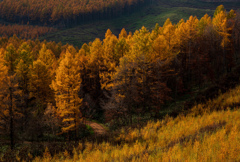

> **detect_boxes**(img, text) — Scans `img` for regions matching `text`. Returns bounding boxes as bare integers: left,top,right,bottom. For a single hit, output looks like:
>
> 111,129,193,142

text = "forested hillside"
0,24,57,39
37,0,240,46
0,0,149,25
1,0,240,45
1,5,240,161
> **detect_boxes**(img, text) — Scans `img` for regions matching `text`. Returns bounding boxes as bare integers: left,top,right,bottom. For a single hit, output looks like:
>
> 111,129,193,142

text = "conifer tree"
175,16,199,88
0,47,20,149
52,49,82,139
110,26,171,120
214,5,226,18
86,38,104,114
119,28,128,39
213,9,232,72
227,9,236,20
29,59,53,113
213,10,229,46
38,44,56,68
38,43,57,80
102,29,118,91
103,29,118,61
15,42,34,135
4,43,18,74
162,19,176,51
114,37,129,64
198,14,211,35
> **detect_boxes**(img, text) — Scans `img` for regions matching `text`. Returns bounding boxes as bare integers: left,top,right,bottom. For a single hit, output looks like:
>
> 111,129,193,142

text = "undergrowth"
30,84,240,161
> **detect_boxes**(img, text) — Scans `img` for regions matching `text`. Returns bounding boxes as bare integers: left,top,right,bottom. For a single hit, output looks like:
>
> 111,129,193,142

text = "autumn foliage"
0,0,148,25
0,5,240,160
34,84,240,161
0,24,57,39
33,110,240,161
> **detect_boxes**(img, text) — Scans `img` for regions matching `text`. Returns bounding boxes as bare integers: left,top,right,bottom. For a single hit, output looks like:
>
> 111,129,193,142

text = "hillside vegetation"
40,6,215,46
32,84,240,161
0,24,57,39
0,0,148,25
39,0,240,46
1,5,240,161
1,0,240,46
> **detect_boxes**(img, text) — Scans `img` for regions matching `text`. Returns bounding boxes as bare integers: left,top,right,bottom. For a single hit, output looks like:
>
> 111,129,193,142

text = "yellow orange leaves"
35,109,240,161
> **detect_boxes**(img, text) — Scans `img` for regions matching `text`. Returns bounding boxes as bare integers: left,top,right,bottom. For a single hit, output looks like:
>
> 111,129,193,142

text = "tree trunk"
9,87,14,150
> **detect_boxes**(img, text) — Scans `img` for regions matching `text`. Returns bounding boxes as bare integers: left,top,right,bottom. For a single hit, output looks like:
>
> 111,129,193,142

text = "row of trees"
0,0,148,25
0,5,240,149
0,24,57,39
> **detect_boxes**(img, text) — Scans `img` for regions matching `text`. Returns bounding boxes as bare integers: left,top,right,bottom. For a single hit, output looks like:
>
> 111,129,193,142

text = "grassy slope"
39,0,240,47
39,7,213,47
34,84,240,161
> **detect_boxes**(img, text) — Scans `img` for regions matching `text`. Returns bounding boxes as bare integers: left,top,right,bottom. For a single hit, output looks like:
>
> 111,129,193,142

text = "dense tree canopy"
0,0,148,25
0,24,56,39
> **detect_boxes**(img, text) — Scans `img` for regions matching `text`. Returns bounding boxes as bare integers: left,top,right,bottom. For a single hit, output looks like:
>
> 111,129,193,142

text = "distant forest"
0,0,150,26
0,24,57,39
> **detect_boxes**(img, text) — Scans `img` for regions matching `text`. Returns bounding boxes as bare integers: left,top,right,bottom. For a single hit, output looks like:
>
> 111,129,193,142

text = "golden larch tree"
52,49,82,139
0,47,20,149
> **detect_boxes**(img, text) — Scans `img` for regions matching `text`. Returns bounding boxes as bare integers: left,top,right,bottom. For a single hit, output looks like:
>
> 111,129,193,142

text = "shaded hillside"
161,65,240,118
1,0,240,46
40,6,215,47
40,0,240,47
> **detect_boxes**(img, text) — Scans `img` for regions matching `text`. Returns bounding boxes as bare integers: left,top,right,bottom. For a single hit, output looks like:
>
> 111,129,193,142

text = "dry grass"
33,85,240,161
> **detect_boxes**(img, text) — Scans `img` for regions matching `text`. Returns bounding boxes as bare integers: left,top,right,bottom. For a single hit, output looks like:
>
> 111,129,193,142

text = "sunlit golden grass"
34,85,240,161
